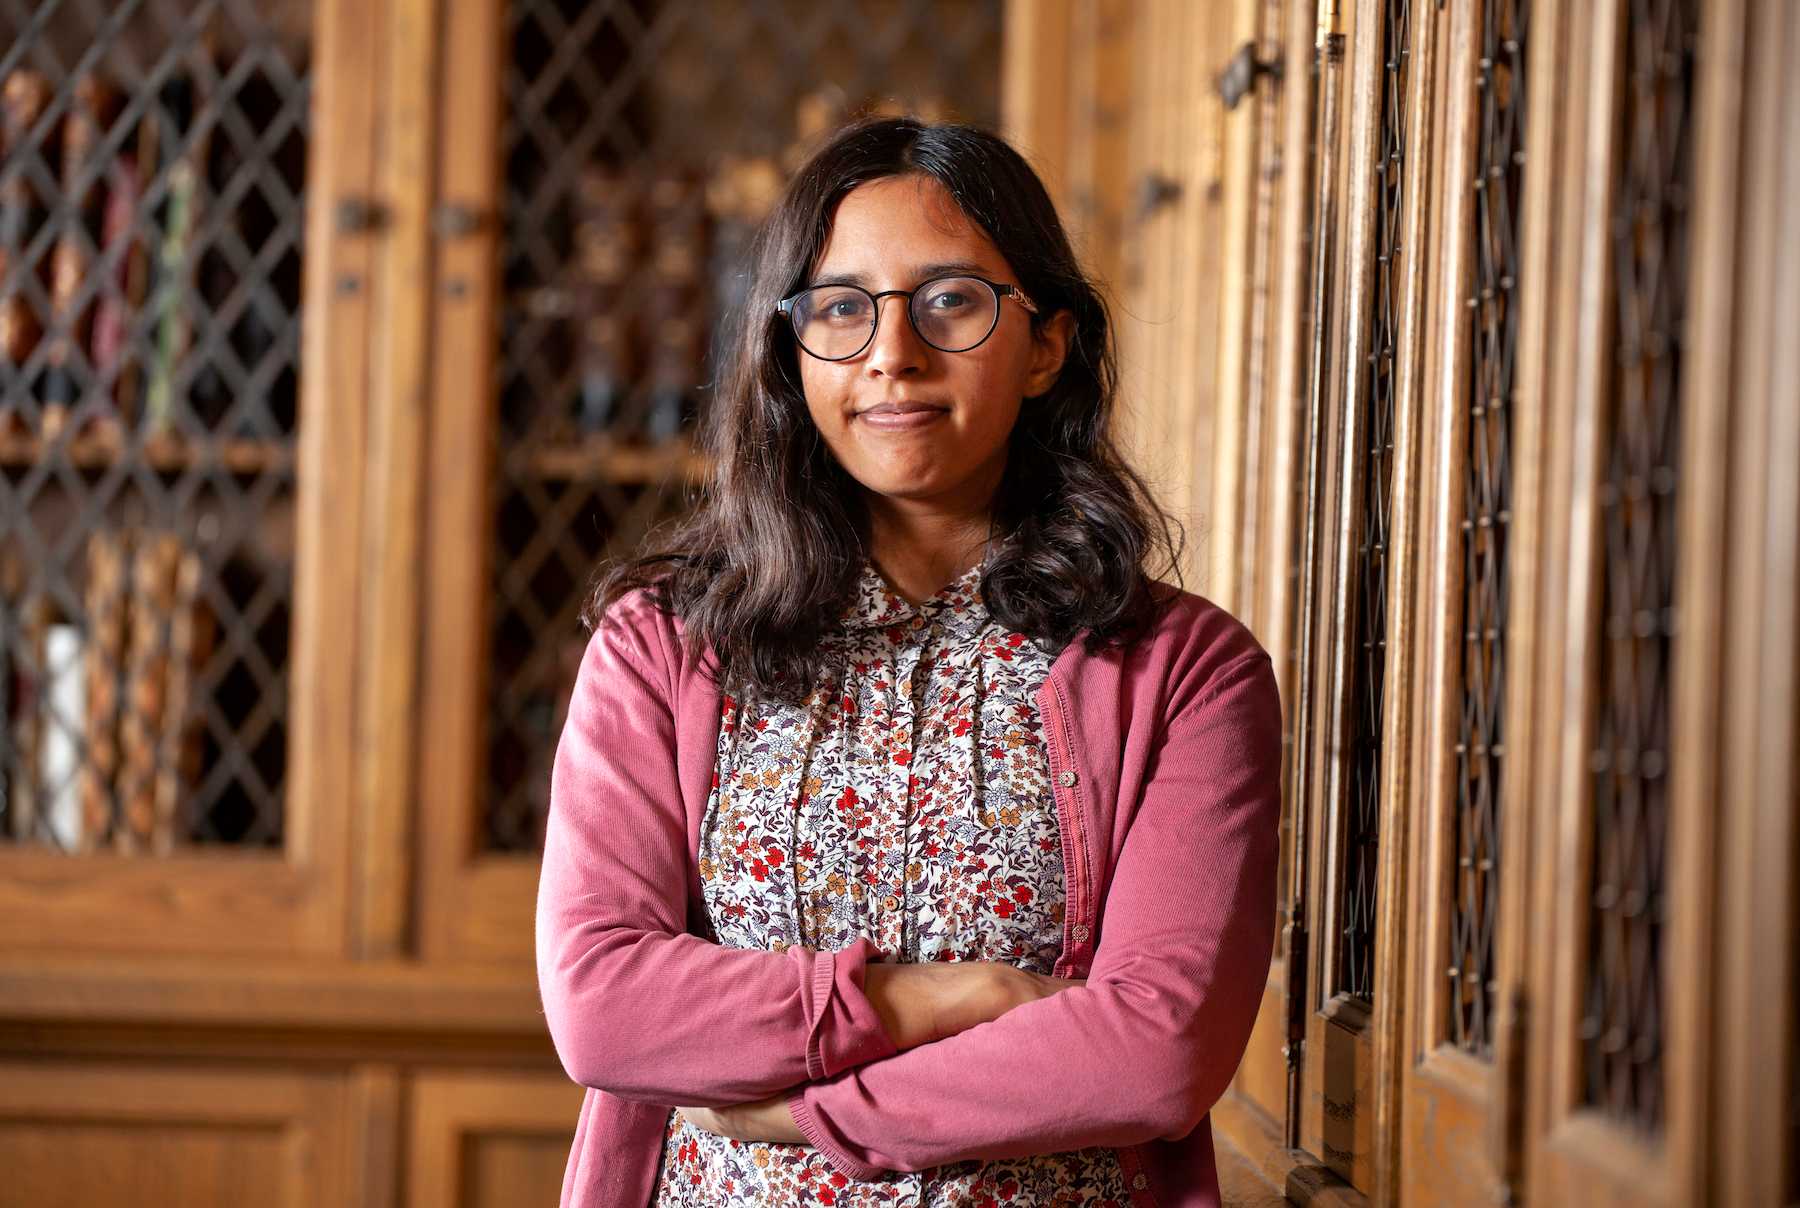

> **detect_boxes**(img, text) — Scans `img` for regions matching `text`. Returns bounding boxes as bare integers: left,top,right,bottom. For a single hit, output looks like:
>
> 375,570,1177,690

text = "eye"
807,288,871,324
923,285,974,311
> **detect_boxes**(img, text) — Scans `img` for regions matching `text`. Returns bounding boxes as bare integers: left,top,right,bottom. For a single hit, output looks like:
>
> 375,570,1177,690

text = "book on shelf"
39,620,88,852
116,529,179,849
79,527,129,850
90,102,161,426
0,547,23,838
0,71,53,422
154,537,212,853
141,73,209,438
3,590,52,845
41,75,123,440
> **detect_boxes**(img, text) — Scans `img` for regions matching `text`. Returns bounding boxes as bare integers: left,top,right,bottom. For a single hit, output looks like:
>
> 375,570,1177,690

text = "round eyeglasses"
775,273,1040,362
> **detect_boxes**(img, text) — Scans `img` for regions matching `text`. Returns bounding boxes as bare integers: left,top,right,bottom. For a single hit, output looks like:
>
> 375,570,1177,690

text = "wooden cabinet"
1,0,1007,1203
1018,2,1799,1206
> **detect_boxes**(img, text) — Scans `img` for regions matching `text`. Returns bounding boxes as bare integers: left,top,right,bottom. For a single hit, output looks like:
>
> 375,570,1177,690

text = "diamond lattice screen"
1,0,311,852
1579,0,1699,1138
1447,0,1527,1059
485,0,1003,853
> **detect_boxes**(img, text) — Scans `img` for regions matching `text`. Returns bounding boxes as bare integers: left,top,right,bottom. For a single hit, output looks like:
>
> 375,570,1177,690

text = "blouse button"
1058,769,1078,787
1132,1173,1149,1191
1072,924,1091,943
881,894,899,910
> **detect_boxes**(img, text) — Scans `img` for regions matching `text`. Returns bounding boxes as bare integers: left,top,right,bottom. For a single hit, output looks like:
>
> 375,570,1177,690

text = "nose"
863,294,927,378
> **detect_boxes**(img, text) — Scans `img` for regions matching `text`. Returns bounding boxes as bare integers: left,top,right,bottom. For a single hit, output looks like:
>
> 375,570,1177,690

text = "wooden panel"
1218,0,1310,1140
1112,0,1237,595
466,1134,574,1207
416,0,517,965
354,0,441,960
1297,0,1415,1190
406,1069,585,1208
0,1060,351,1208
1208,0,1278,615
0,952,547,1040
1001,0,1136,297
1712,7,1800,1204
1248,0,1329,1155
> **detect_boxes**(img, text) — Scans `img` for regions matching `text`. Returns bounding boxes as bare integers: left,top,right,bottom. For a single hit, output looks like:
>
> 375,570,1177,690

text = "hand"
676,1093,806,1144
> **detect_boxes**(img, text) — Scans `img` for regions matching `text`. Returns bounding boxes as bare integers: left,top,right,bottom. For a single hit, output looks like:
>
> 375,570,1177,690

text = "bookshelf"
0,0,1006,1202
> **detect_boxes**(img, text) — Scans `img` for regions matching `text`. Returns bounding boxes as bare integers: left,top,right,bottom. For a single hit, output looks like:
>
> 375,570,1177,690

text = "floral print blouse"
650,555,1132,1207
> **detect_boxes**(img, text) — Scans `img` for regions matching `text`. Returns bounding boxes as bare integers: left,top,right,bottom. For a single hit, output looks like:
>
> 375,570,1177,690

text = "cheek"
798,363,849,432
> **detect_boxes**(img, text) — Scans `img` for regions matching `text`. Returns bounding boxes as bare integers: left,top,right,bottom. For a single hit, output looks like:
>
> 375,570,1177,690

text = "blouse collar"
839,554,990,641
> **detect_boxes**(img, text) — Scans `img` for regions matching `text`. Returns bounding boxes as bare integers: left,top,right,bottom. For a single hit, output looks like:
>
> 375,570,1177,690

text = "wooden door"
1390,0,1553,1200
1516,1,1793,1204
0,0,378,959
413,0,1014,965
405,1069,584,1208
1287,0,1432,1191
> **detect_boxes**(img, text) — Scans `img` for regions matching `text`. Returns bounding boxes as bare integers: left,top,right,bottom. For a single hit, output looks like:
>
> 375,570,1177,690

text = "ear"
1023,309,1075,399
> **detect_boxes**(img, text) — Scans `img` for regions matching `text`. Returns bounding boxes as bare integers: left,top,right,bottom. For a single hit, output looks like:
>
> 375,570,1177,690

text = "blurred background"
0,1,1794,1205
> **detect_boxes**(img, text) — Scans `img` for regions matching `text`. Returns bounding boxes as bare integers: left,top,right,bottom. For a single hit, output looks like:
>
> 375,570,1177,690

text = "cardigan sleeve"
535,603,899,1106
785,650,1283,1180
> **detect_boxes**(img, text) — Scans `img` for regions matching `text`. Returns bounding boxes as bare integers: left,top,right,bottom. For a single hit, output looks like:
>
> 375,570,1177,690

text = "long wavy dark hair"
583,115,1188,705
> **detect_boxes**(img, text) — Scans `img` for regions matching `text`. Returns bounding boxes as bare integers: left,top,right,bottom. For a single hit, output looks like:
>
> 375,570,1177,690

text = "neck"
863,507,995,608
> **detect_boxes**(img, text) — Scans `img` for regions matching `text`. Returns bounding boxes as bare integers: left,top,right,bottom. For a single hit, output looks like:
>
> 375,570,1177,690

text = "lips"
859,402,949,416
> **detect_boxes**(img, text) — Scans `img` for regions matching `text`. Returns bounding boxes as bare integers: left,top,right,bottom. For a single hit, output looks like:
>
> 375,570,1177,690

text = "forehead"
811,174,1007,277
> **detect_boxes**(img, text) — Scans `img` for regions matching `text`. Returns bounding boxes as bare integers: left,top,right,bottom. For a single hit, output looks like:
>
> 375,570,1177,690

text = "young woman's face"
795,174,1070,518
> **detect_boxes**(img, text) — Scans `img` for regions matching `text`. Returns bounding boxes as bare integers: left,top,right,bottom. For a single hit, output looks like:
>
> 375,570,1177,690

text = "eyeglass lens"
788,276,999,360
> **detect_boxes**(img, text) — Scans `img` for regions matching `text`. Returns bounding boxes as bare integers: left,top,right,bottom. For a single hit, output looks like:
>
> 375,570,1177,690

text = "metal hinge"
334,194,388,235
1282,896,1309,1146
1283,897,1309,1056
1218,40,1284,110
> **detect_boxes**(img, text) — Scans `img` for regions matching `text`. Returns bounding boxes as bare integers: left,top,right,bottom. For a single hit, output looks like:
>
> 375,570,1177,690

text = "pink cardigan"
536,581,1283,1207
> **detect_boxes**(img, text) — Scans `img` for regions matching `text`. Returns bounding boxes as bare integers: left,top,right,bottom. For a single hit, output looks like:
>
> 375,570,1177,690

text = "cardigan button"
1132,1173,1148,1190
1072,924,1090,942
1058,769,1078,787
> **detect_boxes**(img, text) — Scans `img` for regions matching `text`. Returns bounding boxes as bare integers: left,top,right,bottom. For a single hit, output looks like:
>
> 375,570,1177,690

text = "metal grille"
1337,0,1411,1002
1578,0,1698,1136
1448,0,1527,1058
1,1,310,852
486,0,1003,853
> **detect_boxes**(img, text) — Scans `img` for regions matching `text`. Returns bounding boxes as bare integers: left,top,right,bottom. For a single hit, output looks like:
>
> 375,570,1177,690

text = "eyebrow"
805,260,993,290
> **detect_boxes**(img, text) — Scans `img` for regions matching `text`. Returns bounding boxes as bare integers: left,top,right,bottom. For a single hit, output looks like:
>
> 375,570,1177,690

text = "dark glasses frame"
774,273,1041,362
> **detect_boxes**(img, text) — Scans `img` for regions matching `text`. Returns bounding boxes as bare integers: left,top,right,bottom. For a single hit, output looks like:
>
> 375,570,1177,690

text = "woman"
537,116,1283,1207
